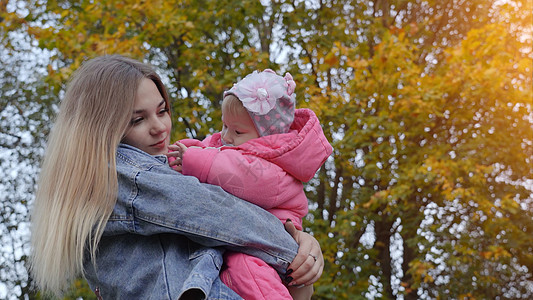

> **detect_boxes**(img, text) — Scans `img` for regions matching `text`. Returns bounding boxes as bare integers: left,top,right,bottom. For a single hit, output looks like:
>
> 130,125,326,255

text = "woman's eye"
159,108,169,115
131,117,143,125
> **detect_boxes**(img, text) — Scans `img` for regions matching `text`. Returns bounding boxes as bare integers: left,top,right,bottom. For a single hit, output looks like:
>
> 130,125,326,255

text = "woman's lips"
151,138,167,148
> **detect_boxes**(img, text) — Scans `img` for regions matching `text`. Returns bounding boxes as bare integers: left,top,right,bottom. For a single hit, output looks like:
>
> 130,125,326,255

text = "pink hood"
205,108,332,182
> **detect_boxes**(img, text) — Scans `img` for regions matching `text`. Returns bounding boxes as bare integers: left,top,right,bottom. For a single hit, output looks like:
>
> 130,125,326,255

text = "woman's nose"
150,119,166,135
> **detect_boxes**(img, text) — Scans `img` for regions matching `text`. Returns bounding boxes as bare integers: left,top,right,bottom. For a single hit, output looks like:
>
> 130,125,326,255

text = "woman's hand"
284,219,324,287
167,142,187,172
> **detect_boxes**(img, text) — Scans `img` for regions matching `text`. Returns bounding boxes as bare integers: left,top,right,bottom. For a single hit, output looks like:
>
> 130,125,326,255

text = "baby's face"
220,109,259,146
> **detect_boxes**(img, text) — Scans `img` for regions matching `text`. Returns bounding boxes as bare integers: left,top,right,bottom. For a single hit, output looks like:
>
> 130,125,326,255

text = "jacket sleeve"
182,147,300,209
123,163,298,274
178,138,207,148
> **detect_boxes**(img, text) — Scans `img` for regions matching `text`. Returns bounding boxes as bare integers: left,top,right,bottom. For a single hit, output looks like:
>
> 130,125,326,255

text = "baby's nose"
222,132,233,144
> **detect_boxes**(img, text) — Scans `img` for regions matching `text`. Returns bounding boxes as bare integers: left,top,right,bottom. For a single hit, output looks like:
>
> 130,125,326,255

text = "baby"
168,69,332,299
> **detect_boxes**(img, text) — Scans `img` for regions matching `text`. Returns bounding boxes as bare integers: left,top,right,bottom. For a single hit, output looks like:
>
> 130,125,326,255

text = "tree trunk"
316,165,327,212
328,165,342,224
401,236,418,300
375,218,394,299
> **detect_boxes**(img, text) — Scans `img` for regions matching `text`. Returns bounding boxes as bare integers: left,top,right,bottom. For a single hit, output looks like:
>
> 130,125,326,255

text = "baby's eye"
235,130,243,135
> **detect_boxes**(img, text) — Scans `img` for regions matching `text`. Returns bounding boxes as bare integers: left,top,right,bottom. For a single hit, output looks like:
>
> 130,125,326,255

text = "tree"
24,0,279,139
0,2,58,298
275,0,532,298
1,0,531,299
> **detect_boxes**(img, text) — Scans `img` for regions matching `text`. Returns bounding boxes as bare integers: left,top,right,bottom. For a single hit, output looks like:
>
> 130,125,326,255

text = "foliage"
0,0,531,299
0,2,57,297
278,1,532,298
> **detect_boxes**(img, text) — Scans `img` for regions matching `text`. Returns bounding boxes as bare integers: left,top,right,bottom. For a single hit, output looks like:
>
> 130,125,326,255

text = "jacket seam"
158,235,172,300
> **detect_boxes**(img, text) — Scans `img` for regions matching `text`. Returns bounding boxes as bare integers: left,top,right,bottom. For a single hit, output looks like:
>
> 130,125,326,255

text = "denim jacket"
83,144,299,299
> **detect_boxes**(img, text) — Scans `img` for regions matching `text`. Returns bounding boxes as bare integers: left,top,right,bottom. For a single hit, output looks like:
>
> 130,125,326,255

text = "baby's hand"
167,142,188,172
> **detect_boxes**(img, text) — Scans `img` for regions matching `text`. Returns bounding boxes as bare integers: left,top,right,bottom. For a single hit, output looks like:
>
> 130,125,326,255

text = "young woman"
30,55,323,299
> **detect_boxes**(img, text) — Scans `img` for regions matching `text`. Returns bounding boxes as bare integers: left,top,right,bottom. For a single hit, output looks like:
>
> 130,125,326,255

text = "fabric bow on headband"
225,69,296,115
223,69,296,137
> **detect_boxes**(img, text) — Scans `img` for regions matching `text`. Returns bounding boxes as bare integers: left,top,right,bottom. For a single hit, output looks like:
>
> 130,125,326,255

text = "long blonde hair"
30,55,169,296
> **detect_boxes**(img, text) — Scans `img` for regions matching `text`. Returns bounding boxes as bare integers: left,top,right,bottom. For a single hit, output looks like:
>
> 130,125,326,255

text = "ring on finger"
308,253,317,262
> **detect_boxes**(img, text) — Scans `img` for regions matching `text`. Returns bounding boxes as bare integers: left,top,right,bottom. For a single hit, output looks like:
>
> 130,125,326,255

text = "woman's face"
122,78,171,155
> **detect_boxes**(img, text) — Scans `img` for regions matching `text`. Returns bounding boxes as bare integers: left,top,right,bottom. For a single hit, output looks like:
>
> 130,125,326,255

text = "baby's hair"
222,94,248,118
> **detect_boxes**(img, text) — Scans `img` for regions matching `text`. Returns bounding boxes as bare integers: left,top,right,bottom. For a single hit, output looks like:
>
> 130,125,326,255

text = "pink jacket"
177,108,333,229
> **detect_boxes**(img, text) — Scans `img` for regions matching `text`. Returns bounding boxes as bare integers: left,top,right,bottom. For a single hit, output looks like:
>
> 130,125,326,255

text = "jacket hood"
218,108,333,182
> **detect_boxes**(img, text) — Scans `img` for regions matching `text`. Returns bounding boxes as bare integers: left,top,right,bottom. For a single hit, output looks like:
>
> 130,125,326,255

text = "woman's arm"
116,145,324,283
115,148,296,276
140,175,296,265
